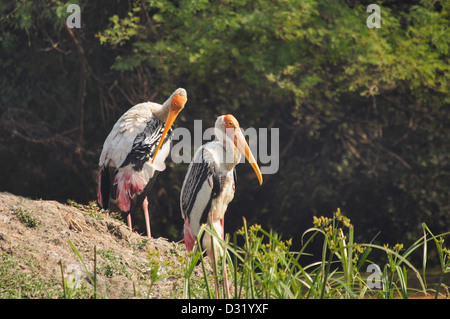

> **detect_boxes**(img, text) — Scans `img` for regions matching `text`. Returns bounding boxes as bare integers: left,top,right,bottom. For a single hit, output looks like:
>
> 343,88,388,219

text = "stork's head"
216,114,263,185
170,88,187,113
152,88,187,163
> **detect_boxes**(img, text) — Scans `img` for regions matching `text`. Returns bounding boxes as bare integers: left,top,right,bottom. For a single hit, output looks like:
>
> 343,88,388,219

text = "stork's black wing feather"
180,147,222,225
120,117,172,171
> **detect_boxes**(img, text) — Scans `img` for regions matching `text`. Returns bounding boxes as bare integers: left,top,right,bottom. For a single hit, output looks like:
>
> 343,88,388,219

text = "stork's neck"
150,98,171,122
216,134,241,170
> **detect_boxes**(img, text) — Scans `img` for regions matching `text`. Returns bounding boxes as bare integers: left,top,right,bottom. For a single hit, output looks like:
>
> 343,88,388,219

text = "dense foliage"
1,1,448,251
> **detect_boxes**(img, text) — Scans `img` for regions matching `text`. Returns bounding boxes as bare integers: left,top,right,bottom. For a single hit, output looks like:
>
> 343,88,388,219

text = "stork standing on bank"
97,88,187,238
180,114,263,298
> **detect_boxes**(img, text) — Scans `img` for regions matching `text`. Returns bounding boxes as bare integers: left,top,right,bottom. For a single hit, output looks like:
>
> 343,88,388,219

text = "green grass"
98,249,130,278
4,206,443,299
182,208,450,299
67,199,112,220
52,208,449,299
15,208,41,228
0,253,62,298
59,240,179,299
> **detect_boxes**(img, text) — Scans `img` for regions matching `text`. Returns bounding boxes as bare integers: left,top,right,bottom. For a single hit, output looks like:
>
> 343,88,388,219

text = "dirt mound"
0,192,191,298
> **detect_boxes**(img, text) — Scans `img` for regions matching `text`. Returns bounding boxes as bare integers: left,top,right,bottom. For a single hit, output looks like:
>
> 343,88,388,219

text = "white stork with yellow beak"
180,114,263,298
97,88,187,238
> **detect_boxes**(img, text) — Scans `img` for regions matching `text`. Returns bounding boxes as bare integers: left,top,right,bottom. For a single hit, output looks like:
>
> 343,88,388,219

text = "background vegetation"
1,0,448,264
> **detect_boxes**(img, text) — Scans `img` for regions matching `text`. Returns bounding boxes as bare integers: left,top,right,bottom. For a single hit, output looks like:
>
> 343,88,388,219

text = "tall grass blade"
395,265,408,299
67,239,96,298
59,260,67,298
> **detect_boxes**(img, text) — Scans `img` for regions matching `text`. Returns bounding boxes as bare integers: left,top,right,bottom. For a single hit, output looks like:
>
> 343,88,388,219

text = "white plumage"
180,114,263,298
99,102,166,170
181,141,235,254
98,88,187,238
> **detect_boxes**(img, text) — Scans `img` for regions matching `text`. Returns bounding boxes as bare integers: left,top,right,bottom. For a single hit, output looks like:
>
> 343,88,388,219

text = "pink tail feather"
114,166,145,212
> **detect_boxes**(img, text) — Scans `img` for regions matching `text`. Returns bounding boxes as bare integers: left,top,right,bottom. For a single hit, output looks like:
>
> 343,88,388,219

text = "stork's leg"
209,211,220,298
209,213,230,298
142,196,151,238
127,214,132,232
221,218,230,299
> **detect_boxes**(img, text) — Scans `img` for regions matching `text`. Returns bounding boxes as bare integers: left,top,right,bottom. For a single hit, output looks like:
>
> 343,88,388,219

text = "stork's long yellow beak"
234,128,263,185
151,94,186,163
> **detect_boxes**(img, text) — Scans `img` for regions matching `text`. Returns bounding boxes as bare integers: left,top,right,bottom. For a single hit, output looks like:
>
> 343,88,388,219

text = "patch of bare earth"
0,192,195,299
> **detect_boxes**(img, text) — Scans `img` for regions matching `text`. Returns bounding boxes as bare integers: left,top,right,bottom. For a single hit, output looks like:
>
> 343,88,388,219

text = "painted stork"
97,88,187,238
180,114,263,298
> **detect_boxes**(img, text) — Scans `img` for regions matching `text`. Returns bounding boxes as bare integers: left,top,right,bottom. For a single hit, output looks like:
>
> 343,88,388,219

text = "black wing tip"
98,166,112,209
